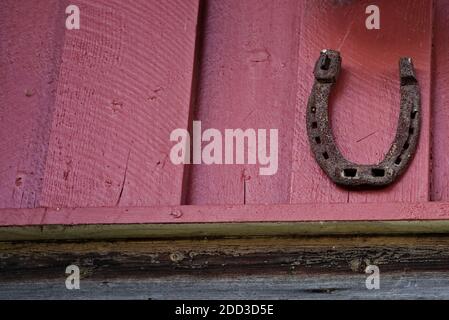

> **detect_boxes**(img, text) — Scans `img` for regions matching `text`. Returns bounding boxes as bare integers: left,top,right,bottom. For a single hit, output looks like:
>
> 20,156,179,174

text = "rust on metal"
306,50,421,188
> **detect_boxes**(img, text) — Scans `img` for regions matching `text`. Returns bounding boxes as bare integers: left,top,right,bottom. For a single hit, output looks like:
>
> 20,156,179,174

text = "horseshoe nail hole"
311,107,316,114
315,136,321,144
395,157,402,165
403,141,410,150
409,127,414,134
343,168,357,178
320,55,331,70
401,76,417,86
322,152,329,160
312,122,318,129
411,111,418,119
371,168,385,177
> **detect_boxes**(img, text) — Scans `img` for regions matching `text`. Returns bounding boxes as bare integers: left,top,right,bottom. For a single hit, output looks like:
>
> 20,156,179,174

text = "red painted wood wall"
1,0,448,226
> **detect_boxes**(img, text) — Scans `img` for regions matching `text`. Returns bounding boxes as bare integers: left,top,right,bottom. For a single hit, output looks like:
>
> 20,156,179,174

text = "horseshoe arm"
306,50,421,187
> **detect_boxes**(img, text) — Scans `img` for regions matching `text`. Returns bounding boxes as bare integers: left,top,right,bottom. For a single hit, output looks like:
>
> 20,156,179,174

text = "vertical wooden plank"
431,0,449,201
290,0,432,204
0,0,66,208
188,0,303,204
39,0,200,207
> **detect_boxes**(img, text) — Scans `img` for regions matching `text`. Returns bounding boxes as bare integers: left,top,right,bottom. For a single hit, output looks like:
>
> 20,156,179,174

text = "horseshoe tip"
399,57,417,85
314,50,341,83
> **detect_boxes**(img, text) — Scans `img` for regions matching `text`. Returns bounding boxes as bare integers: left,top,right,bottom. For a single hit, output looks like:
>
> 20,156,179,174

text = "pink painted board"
0,0,200,208
431,0,449,201
0,0,67,208
187,0,303,205
1,202,449,226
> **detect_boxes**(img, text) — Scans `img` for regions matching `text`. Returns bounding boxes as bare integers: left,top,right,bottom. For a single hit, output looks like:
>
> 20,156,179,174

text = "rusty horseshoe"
306,49,420,187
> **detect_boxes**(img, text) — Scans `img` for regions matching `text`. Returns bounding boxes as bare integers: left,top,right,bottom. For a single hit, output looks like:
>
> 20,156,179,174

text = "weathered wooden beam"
2,236,449,299
3,273,449,299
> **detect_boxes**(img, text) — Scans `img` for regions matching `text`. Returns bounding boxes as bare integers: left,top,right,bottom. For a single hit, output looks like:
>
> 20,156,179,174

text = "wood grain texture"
187,0,303,204
431,0,449,201
290,0,433,204
38,0,200,207
2,273,448,299
0,0,67,208
2,236,449,299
